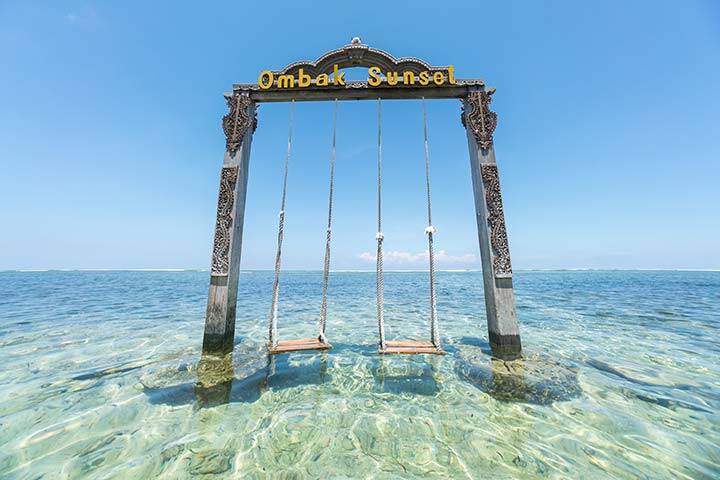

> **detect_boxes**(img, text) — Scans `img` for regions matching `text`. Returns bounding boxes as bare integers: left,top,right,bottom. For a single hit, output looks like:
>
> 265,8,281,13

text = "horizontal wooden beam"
380,340,446,355
268,338,332,354
232,79,486,103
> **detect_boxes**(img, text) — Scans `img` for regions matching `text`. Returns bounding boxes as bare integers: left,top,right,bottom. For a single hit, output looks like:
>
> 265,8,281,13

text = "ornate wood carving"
211,166,239,275
273,42,450,77
232,40,485,94
480,164,512,278
222,93,255,156
462,90,497,150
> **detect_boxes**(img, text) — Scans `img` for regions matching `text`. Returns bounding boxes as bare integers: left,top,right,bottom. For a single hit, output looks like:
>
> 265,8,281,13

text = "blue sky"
1,1,718,270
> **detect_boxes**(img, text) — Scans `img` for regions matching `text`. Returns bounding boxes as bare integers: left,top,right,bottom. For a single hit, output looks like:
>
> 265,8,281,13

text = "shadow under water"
454,350,582,405
456,336,493,356
371,355,441,396
141,350,332,409
587,359,712,413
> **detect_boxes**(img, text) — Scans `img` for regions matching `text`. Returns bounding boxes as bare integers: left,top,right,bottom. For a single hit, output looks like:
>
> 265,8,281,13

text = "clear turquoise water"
0,270,718,479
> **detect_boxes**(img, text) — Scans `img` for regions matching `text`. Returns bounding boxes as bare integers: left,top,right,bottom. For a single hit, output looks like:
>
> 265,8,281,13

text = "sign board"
258,65,457,90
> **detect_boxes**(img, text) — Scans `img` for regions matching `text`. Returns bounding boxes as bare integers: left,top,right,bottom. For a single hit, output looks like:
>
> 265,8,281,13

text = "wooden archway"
201,40,521,360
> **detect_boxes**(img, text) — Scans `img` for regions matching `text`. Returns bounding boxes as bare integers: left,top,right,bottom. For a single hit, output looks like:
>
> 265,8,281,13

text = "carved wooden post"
202,92,256,355
462,88,522,359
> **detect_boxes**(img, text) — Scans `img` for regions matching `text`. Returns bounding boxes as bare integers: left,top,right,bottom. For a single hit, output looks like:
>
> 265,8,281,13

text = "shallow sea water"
0,270,718,479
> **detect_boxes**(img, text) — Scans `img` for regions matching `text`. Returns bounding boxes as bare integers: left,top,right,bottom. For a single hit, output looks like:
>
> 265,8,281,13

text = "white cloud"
436,250,480,263
359,252,376,262
359,250,479,265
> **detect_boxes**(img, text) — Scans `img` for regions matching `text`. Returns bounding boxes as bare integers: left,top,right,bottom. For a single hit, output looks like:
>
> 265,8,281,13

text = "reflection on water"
264,352,330,390
1,270,719,478
372,355,441,396
144,351,334,409
150,349,576,409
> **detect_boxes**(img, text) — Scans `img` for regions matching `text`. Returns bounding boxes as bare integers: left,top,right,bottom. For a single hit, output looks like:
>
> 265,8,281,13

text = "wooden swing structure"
266,99,337,355
266,97,443,355
201,39,523,361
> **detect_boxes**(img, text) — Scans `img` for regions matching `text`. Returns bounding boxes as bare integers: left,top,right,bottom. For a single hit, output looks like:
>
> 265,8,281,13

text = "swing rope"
422,98,440,347
376,98,386,351
317,99,338,343
268,100,295,348
268,98,438,353
375,98,441,353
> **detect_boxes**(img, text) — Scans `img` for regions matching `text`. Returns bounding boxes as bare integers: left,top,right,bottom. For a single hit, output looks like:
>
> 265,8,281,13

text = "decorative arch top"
233,38,486,102
272,39,451,77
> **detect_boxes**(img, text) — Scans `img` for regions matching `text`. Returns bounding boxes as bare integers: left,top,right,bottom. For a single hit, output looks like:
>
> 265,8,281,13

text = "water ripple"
0,270,718,479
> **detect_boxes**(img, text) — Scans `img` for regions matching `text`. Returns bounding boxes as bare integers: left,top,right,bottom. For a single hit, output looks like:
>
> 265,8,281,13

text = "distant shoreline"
3,268,719,273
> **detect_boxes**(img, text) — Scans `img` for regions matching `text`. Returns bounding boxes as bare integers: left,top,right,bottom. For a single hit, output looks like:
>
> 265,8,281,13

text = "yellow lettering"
298,68,311,88
418,71,430,86
447,66,457,85
333,64,345,85
433,72,445,86
278,74,295,88
368,66,382,86
316,73,329,86
403,71,415,85
387,71,399,86
258,70,274,89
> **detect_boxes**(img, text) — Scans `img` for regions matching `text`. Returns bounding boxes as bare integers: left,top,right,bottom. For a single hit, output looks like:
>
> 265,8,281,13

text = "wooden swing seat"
380,340,445,355
268,338,332,355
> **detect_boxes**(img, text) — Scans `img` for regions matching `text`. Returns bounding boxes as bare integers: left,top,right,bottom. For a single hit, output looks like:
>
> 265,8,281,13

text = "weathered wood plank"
232,81,482,103
386,340,434,347
268,338,332,354
380,340,445,355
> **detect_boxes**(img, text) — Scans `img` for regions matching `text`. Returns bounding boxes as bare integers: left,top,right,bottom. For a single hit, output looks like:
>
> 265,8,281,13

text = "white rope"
269,100,295,348
376,98,386,351
422,98,440,347
318,99,338,343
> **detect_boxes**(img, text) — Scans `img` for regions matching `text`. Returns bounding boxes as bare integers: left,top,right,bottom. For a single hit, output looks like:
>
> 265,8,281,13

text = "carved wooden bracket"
222,93,256,156
462,90,497,150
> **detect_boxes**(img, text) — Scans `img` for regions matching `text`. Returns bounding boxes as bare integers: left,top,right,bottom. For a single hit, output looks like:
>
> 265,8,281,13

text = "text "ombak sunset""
258,65,458,89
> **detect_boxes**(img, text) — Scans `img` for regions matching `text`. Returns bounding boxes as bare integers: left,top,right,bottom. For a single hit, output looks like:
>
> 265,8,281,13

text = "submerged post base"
195,353,235,408
489,332,522,360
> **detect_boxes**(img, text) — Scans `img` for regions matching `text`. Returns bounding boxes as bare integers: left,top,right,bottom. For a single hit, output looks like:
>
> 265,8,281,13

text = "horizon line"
3,268,720,273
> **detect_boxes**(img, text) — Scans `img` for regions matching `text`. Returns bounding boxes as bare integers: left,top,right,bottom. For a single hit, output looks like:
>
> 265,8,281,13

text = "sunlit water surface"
0,270,718,479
